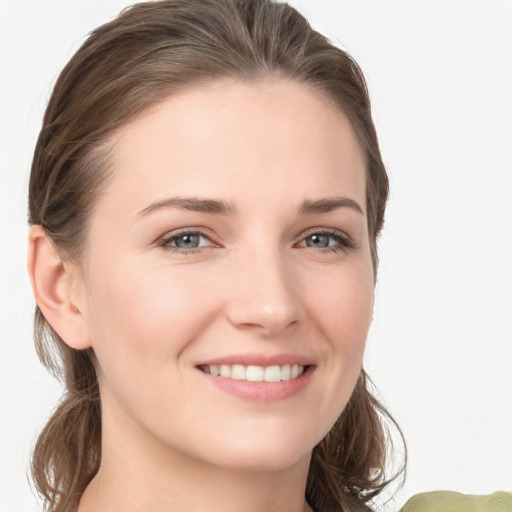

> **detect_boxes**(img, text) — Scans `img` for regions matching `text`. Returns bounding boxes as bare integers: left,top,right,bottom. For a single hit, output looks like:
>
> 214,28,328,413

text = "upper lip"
196,353,315,367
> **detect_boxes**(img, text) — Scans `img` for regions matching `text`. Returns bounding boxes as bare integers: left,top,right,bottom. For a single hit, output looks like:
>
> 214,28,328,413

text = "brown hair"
29,1,405,511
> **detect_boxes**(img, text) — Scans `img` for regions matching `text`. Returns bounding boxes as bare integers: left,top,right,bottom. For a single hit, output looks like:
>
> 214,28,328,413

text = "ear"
27,224,91,350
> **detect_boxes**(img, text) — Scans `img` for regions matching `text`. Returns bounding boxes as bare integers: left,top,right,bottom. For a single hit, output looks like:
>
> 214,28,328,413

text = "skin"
29,79,374,512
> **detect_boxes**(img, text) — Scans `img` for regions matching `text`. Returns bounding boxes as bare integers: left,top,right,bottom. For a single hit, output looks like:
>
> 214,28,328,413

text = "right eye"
158,230,215,253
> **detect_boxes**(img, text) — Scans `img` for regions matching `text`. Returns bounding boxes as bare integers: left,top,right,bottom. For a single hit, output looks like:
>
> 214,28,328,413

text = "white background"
1,1,511,510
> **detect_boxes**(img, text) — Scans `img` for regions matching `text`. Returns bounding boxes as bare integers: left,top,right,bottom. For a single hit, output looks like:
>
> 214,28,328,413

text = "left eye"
298,231,352,251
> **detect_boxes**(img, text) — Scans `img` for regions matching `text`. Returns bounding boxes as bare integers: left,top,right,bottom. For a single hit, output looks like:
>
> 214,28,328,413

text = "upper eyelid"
298,226,350,238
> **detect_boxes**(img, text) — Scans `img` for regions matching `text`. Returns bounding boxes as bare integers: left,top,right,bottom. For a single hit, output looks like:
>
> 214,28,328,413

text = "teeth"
264,365,281,382
246,365,264,382
231,364,246,380
200,363,306,382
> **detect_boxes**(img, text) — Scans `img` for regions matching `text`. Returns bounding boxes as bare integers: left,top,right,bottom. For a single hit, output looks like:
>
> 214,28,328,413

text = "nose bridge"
225,240,301,335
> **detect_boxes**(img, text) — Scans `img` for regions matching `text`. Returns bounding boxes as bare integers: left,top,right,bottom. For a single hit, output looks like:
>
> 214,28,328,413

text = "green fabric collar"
400,491,512,512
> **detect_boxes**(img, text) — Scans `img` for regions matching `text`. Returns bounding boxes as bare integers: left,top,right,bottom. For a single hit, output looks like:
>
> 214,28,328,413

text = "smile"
199,364,305,382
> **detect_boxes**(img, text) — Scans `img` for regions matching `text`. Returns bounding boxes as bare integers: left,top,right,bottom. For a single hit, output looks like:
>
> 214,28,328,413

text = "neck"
78,397,312,512
80,450,312,512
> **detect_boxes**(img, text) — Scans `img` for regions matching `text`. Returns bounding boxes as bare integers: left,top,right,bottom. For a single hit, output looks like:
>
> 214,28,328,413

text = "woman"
26,1,405,511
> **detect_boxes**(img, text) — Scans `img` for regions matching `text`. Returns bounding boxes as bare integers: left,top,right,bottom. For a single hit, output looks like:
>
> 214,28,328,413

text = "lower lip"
199,366,314,402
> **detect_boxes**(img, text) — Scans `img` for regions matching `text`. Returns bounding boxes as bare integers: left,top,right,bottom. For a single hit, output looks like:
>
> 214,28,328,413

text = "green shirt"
400,491,512,512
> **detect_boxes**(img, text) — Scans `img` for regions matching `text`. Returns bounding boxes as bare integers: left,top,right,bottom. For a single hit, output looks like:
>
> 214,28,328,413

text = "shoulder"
400,491,512,512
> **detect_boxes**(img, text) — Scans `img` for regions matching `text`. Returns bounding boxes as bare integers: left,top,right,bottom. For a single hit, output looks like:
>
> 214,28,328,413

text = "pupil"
176,234,199,248
308,234,329,248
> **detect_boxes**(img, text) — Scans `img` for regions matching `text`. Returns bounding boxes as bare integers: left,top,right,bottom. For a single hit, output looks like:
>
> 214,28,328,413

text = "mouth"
195,354,315,401
198,363,307,382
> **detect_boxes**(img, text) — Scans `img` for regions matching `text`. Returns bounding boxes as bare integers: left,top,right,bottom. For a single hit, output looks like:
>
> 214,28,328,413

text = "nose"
224,248,302,337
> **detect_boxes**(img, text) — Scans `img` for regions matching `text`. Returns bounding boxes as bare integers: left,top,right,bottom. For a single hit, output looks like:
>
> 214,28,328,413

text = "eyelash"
157,228,355,254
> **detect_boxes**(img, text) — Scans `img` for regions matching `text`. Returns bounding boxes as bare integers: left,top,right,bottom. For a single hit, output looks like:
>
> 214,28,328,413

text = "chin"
217,449,310,474
198,425,317,473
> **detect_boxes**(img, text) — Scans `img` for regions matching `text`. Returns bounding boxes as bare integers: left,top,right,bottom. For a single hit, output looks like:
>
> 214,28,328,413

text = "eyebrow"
297,197,364,216
137,197,238,217
137,196,364,217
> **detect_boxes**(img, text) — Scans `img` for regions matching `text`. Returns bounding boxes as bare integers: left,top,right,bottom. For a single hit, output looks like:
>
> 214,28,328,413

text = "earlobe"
27,225,91,350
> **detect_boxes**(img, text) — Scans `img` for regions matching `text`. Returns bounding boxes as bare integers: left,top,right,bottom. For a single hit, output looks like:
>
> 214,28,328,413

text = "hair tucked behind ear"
307,371,406,511
31,311,101,511
29,1,405,511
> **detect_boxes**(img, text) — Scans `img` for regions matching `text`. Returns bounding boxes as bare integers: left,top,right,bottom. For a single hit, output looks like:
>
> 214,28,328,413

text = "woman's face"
73,79,374,472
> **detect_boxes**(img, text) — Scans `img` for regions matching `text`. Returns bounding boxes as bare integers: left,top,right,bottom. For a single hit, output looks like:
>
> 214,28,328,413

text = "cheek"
85,262,218,367
309,260,374,350
82,262,219,429
304,261,373,431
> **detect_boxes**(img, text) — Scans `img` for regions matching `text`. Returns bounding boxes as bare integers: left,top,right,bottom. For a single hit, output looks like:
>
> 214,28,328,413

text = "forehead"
100,79,367,217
